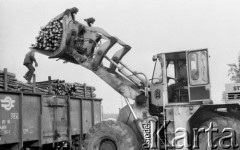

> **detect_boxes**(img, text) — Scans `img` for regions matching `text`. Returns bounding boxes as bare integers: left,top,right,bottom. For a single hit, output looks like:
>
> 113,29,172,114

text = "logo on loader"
0,96,15,111
154,89,161,99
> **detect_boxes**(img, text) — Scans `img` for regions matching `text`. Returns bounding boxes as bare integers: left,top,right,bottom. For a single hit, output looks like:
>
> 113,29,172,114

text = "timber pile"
17,81,48,93
31,19,63,51
0,69,48,93
36,80,96,98
0,69,96,98
0,70,20,91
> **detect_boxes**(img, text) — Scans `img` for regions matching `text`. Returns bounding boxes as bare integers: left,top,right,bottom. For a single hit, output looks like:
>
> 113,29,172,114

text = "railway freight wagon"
0,90,102,150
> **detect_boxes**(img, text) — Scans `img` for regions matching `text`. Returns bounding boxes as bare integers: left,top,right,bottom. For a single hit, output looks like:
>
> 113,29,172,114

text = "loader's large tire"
198,117,240,150
84,120,143,150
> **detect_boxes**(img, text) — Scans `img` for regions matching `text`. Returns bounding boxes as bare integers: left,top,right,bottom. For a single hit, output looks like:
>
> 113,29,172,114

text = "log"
0,80,18,85
0,71,16,77
0,77,17,82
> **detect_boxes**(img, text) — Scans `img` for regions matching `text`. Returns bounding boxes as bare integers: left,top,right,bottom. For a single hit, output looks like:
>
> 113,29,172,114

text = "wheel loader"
31,7,240,150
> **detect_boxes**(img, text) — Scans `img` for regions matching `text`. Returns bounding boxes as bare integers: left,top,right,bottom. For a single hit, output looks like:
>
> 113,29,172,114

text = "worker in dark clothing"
168,62,187,102
23,50,38,83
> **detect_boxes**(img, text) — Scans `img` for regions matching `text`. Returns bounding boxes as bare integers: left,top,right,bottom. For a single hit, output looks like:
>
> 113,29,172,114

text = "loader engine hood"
30,7,101,64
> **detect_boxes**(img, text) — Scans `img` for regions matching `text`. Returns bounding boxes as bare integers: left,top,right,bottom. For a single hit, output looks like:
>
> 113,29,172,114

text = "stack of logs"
32,19,63,51
18,82,48,93
0,69,96,98
36,80,96,98
0,70,20,91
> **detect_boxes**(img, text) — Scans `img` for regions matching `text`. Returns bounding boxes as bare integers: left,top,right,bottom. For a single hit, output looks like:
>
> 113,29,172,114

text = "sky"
1,0,240,113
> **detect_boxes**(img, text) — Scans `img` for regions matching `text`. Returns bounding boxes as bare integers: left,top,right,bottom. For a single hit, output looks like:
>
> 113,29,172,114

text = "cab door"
187,49,211,102
150,54,168,107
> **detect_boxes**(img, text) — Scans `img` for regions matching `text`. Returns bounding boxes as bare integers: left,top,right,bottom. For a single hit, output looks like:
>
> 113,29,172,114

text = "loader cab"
150,49,211,107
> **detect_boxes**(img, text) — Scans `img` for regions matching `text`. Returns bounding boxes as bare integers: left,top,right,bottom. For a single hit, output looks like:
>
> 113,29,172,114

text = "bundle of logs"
18,82,48,93
31,19,63,51
0,70,21,91
0,69,96,98
36,80,96,98
0,69,52,93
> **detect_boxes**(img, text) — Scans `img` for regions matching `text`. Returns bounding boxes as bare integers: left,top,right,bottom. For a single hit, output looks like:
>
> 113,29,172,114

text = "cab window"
189,53,199,81
188,51,209,85
152,57,163,84
201,51,208,82
167,61,175,85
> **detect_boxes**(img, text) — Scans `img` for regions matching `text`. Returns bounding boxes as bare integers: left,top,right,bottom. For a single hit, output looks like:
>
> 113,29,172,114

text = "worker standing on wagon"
23,50,38,83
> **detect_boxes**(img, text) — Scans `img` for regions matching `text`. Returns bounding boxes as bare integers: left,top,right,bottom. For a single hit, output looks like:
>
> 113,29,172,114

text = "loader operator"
168,61,187,102
23,50,38,84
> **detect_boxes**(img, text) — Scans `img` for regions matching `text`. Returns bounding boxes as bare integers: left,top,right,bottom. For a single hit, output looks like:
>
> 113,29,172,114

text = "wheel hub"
99,139,117,150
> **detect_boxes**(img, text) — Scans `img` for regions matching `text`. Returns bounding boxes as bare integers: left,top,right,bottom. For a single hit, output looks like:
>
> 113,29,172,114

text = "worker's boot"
23,75,28,81
23,71,29,81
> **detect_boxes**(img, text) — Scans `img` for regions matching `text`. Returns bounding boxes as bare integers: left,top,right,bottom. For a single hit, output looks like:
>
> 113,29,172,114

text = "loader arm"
31,7,147,102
